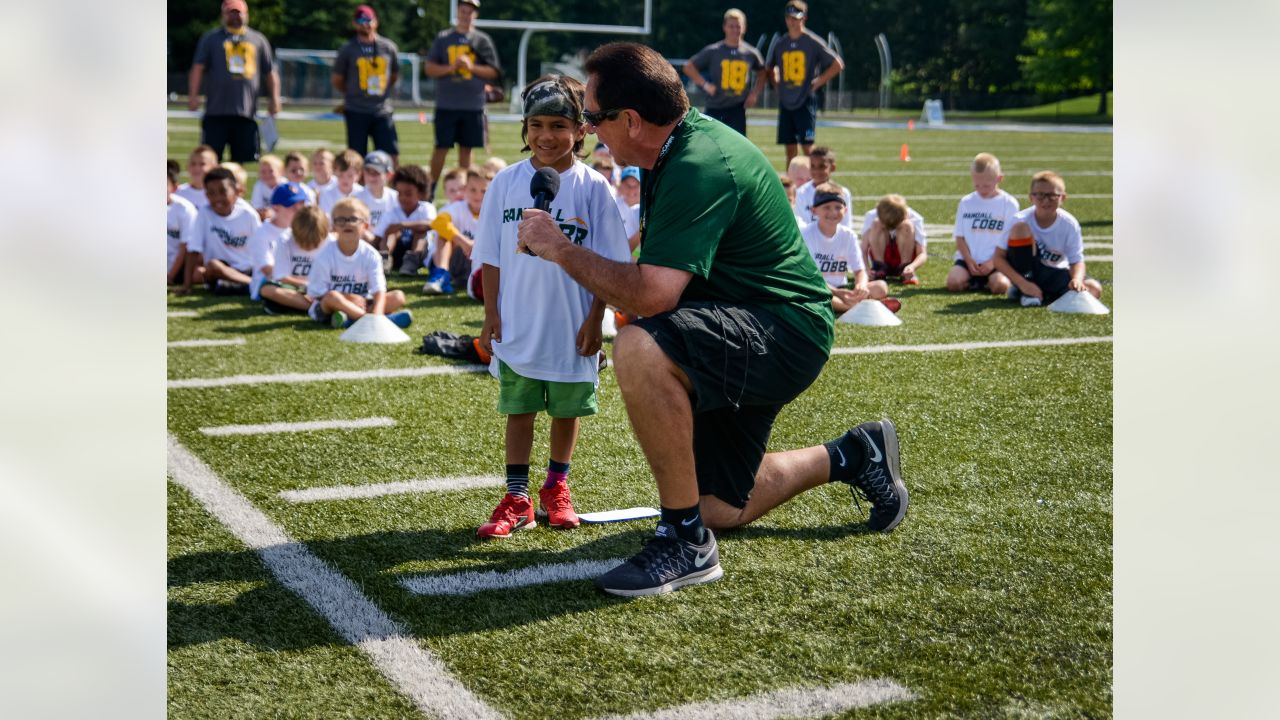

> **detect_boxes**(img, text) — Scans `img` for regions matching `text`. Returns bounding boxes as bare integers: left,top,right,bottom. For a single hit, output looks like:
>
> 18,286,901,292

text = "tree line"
168,0,1111,113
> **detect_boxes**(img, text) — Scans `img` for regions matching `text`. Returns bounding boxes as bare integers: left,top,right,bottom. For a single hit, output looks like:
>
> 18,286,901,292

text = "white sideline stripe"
402,558,625,597
922,238,1112,250
280,476,503,503
166,436,502,720
199,417,395,436
1083,234,1113,240
1083,243,1113,249
168,338,245,348
836,169,1111,177
833,336,1111,355
169,364,486,389
167,311,198,318
1084,255,1113,262
900,193,1111,200
591,679,917,720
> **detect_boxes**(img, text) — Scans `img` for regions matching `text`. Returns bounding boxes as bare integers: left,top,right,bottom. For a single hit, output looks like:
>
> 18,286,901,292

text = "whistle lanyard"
637,118,684,250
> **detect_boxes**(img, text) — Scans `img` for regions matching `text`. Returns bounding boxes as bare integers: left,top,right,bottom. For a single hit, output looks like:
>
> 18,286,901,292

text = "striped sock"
543,459,570,489
505,464,530,498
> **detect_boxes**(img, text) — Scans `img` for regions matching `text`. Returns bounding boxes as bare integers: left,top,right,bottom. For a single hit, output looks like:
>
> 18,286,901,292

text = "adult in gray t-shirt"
683,9,766,136
764,1,843,167
333,5,401,162
187,0,280,163
424,0,501,198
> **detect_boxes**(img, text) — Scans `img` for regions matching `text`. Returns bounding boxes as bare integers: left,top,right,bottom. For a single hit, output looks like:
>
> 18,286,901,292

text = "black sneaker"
595,522,723,597
841,419,909,532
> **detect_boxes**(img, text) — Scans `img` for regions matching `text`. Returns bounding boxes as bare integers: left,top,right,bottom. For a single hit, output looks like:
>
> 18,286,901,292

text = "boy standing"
993,171,1103,306
183,167,262,294
318,150,365,217
863,194,928,285
246,182,308,299
946,153,1019,294
684,9,767,137
764,1,844,168
793,147,853,228
305,198,410,328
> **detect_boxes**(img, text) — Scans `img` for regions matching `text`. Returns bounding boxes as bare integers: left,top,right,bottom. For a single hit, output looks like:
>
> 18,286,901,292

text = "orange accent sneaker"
477,493,537,538
901,276,920,286
881,297,902,313
537,481,581,529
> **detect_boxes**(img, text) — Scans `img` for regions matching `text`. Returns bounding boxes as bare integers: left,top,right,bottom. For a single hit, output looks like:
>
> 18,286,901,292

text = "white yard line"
891,193,1111,200
167,338,245,348
166,436,503,720
836,169,1111,177
169,364,486,390
199,417,396,437
402,558,626,597
1084,255,1113,262
591,679,916,720
280,476,503,503
167,311,198,318
832,335,1111,355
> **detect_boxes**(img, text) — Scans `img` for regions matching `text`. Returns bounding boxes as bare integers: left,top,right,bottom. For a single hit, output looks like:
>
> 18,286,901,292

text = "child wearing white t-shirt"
377,164,438,276
353,151,399,252
424,167,490,294
305,197,410,329
262,205,333,315
246,183,309,300
317,150,364,218
181,166,262,295
471,75,631,539
175,145,217,210
794,147,854,229
307,148,337,198
168,160,198,286
249,154,285,220
862,194,928,285
993,171,1103,306
946,153,1019,294
801,184,893,315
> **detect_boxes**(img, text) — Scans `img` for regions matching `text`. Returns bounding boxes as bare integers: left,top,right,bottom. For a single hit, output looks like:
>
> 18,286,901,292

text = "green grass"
168,116,1112,718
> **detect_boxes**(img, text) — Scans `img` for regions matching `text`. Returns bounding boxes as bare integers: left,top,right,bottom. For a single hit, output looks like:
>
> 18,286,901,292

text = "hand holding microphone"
519,167,561,257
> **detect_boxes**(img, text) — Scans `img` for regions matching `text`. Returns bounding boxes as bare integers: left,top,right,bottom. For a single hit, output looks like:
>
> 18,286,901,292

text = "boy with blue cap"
246,182,309,299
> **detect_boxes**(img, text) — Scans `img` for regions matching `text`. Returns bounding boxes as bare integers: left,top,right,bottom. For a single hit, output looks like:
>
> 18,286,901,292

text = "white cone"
837,299,903,326
600,309,618,339
339,313,411,343
1048,291,1109,315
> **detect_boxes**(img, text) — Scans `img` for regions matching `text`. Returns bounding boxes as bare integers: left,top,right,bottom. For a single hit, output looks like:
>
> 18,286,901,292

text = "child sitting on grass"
992,171,1103,307
377,164,438,276
862,193,928,286
305,197,411,329
261,206,334,314
168,160,198,287
249,154,285,219
283,152,318,204
946,152,1018,295
800,182,895,315
308,148,337,197
181,166,261,295
175,144,218,209
425,166,490,294
318,150,364,217
246,182,309,300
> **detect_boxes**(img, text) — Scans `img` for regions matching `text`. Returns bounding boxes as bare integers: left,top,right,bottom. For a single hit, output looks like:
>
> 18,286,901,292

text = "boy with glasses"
993,171,1103,306
305,197,411,328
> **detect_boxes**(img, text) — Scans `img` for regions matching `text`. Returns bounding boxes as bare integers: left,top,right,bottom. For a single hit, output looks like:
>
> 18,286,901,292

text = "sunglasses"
583,108,624,127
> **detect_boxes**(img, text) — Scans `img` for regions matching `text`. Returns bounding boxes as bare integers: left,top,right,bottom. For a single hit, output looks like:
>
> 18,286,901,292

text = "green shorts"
496,360,598,418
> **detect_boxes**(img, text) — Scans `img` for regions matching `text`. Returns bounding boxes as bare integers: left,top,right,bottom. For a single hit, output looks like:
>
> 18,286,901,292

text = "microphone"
525,167,560,255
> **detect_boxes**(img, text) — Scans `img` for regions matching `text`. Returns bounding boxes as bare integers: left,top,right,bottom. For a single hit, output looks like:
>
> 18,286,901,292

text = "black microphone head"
530,166,560,200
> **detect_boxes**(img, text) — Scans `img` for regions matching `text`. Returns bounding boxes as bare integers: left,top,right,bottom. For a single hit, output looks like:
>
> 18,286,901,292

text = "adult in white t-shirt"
167,193,198,284
472,160,631,384
946,188,1020,294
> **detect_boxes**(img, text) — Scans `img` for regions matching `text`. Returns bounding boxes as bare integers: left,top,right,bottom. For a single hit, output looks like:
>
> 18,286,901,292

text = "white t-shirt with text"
318,182,364,217
191,198,262,272
1000,207,1084,269
952,189,1021,264
247,222,289,299
353,186,399,232
167,194,198,273
306,239,387,299
802,221,864,287
272,234,333,283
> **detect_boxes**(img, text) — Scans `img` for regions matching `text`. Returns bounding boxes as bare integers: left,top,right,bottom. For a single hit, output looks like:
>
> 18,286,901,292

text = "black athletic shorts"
705,104,747,136
344,111,400,156
434,109,485,149
202,114,260,163
954,259,992,291
776,98,818,146
1029,265,1074,304
631,301,829,508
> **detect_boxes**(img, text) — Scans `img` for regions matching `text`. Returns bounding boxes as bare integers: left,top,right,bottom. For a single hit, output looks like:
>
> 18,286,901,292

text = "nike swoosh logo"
866,437,883,464
681,517,698,526
835,446,847,467
694,549,715,568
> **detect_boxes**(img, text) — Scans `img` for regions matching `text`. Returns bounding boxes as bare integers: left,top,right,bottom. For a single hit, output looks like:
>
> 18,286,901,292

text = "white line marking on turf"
169,364,486,390
893,193,1111,200
591,679,916,720
836,169,1111,177
402,558,626,596
1084,255,1113,262
199,417,396,436
833,336,1112,355
167,338,245,348
166,436,502,720
280,476,503,503
167,311,198,318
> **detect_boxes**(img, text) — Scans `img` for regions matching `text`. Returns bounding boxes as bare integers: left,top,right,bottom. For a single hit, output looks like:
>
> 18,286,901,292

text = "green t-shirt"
638,108,834,353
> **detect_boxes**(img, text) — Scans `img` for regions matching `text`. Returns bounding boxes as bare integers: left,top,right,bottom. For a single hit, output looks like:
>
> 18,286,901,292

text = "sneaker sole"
877,418,909,532
476,518,537,539
597,563,724,597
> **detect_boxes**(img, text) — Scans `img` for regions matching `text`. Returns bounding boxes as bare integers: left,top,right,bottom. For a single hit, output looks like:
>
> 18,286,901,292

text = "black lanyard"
637,118,684,249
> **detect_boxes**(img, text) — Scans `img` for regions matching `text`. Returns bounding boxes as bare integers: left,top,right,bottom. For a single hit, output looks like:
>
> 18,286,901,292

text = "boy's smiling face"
395,182,422,214
205,177,237,216
809,156,834,185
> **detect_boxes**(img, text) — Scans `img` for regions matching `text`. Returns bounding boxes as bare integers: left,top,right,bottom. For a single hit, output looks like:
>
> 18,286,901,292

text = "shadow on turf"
934,297,1022,315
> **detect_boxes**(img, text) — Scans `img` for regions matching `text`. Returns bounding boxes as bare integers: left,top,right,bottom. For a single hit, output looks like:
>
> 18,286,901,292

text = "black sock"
824,430,867,483
505,463,530,498
660,504,705,544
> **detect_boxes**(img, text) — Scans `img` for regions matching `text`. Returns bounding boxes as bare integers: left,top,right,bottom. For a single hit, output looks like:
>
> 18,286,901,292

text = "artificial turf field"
167,110,1113,718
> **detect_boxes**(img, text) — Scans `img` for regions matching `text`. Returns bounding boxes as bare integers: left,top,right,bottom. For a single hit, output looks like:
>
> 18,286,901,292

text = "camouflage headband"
523,79,581,123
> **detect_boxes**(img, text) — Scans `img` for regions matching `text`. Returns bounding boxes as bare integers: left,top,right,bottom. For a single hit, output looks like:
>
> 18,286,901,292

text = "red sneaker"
537,481,581,529
881,297,902,313
477,493,537,538
901,276,920,286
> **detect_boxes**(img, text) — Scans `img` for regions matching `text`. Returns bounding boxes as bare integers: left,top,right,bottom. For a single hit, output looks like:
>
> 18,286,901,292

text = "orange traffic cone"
900,143,911,162
907,119,915,131
418,112,427,124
